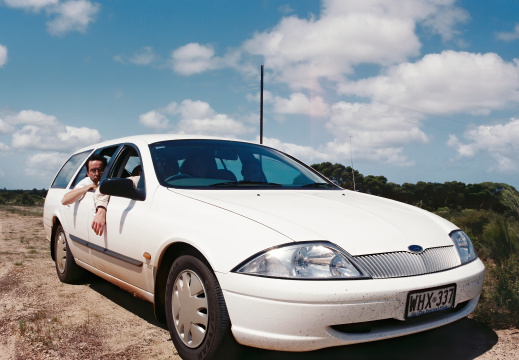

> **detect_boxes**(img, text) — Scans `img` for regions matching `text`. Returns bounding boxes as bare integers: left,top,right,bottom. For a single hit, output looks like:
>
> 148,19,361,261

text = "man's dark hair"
86,154,108,171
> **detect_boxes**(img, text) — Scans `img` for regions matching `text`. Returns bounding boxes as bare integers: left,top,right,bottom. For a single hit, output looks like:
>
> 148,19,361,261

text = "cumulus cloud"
1,109,100,151
25,151,70,177
4,0,59,11
5,0,100,35
339,51,519,115
172,43,217,75
271,93,330,117
169,0,467,90
260,136,328,164
496,23,519,42
0,44,7,67
46,0,100,36
0,142,11,154
139,110,170,129
139,99,254,137
322,102,429,166
171,43,241,75
114,46,158,66
447,118,519,173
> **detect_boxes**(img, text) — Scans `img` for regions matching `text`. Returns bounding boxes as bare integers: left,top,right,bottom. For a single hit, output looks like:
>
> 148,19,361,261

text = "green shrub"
473,254,519,329
481,216,518,265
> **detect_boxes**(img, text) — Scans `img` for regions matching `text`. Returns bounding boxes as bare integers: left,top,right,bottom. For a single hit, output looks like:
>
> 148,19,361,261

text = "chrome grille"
353,246,461,279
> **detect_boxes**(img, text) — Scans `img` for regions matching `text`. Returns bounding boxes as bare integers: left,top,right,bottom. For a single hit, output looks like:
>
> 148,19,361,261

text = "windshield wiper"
301,182,335,188
210,181,282,187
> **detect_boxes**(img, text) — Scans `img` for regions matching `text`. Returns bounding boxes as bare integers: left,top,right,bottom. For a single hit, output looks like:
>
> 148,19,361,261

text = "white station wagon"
43,135,485,360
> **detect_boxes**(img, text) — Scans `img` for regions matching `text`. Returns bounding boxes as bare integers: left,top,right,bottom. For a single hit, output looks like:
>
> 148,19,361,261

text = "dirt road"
0,206,517,359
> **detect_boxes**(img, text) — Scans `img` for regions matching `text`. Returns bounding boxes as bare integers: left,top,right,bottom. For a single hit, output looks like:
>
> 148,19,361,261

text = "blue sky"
1,0,519,190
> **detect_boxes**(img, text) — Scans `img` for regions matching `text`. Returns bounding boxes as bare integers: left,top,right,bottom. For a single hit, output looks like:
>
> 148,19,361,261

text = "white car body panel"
43,134,485,354
170,189,457,256
219,259,484,351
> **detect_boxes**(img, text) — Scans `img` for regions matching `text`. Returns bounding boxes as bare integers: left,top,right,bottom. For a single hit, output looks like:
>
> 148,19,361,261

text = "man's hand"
92,206,106,236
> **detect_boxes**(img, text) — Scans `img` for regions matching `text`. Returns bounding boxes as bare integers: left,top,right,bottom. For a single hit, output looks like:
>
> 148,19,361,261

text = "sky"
1,0,519,190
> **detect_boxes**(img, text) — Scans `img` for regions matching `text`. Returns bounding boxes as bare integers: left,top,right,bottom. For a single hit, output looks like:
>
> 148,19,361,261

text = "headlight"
234,242,370,279
450,230,477,264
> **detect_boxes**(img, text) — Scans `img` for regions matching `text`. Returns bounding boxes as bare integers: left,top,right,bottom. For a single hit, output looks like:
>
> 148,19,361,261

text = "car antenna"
350,136,356,191
260,64,264,144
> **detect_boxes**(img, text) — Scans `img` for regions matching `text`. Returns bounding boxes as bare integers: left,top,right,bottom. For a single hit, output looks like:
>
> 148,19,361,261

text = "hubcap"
172,270,208,348
56,232,67,274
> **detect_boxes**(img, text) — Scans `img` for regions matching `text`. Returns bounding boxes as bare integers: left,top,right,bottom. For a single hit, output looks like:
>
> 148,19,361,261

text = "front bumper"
217,258,485,352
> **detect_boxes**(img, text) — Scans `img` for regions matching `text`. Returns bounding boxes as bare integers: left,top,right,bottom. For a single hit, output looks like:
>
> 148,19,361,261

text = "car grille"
353,246,461,279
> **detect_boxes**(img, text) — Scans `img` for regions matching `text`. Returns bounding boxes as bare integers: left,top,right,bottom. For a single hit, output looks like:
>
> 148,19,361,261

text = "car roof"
72,134,256,154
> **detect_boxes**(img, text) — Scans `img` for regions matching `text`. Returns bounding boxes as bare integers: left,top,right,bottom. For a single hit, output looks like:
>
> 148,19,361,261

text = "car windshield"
149,139,337,189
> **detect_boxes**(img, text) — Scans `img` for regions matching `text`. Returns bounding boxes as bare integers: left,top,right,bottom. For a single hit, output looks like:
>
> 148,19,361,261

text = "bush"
481,216,518,265
473,253,519,329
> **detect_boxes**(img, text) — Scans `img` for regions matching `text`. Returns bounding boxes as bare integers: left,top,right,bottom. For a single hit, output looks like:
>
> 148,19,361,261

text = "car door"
61,146,121,267
87,144,152,293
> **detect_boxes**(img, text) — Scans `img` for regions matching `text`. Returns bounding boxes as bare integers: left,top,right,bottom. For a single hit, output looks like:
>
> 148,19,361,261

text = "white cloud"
239,0,467,90
139,110,170,129
0,44,7,67
25,151,70,177
12,124,101,150
46,0,100,36
322,101,429,166
139,99,254,137
0,118,15,134
172,43,219,75
260,136,328,164
175,100,252,136
496,23,519,42
339,51,519,115
115,46,158,66
14,109,59,126
4,0,58,11
129,46,156,65
1,109,101,151
448,118,519,173
419,0,469,41
271,93,330,117
5,0,99,35
0,142,11,154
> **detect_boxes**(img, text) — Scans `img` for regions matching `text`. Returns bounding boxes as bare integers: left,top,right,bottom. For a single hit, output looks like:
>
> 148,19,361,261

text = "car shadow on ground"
86,275,498,360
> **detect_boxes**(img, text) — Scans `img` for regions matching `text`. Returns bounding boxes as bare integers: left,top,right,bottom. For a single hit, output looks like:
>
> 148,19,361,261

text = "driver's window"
110,146,144,190
70,146,118,188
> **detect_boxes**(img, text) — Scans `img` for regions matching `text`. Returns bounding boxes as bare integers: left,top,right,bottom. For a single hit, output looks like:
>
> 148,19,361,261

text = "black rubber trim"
69,234,143,267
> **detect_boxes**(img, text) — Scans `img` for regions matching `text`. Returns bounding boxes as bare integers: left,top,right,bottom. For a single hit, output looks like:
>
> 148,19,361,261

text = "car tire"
165,254,236,360
54,225,83,283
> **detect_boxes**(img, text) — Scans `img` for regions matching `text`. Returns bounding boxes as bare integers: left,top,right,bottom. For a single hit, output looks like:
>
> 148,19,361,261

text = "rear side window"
51,150,91,189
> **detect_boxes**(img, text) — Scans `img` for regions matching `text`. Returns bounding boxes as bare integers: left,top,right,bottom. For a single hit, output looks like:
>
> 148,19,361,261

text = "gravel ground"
0,206,517,360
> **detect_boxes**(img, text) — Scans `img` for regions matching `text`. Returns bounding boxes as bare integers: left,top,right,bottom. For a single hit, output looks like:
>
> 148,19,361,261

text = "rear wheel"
54,225,83,283
165,254,235,360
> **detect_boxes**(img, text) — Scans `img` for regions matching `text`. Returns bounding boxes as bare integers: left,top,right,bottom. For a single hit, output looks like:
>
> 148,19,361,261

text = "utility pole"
260,65,264,144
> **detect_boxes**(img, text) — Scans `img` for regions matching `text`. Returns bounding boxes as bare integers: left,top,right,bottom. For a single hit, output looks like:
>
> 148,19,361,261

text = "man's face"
86,160,104,184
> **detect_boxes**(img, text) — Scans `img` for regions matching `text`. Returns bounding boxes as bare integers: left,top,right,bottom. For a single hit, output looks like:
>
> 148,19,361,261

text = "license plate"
405,284,456,318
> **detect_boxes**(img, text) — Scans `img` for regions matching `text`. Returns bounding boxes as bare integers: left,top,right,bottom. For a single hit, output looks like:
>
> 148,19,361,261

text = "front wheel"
165,254,235,360
54,225,83,283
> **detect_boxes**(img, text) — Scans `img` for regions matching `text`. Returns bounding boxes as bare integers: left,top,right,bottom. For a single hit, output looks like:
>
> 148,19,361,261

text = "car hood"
171,189,458,256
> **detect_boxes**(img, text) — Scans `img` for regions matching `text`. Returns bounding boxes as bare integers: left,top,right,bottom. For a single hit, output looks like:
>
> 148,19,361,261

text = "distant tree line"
0,189,47,206
311,162,518,217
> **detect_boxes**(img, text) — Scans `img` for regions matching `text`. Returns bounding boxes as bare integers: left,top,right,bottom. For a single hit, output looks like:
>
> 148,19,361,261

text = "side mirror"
99,178,145,201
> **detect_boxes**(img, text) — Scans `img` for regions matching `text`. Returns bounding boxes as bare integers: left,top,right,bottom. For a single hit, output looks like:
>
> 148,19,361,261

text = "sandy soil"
0,206,517,360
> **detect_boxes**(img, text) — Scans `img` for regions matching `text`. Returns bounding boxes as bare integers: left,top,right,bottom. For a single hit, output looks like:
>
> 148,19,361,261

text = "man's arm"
61,183,96,205
91,186,110,236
